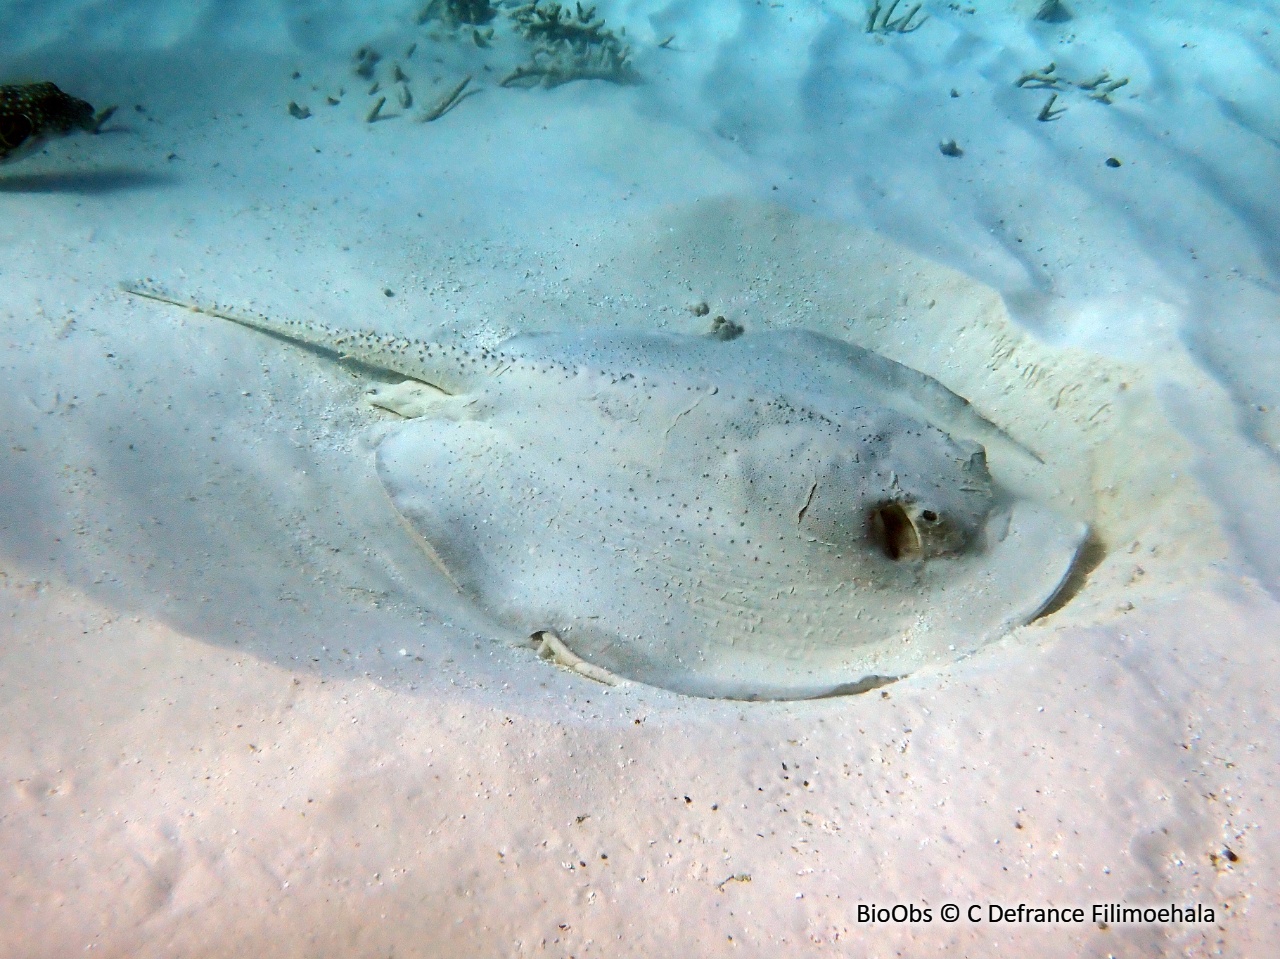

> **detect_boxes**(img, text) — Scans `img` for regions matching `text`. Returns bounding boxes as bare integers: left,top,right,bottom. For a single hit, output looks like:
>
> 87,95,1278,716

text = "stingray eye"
921,509,939,523
868,503,923,562
0,112,34,150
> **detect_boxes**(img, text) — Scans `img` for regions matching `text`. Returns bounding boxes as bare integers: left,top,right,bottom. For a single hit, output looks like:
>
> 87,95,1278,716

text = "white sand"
2,1,1278,955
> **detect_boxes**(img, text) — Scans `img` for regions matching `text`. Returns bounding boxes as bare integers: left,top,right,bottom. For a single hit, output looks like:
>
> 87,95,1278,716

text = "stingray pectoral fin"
375,419,525,605
375,417,656,666
665,501,1088,700
930,500,1088,645
767,329,1037,458
993,502,1089,622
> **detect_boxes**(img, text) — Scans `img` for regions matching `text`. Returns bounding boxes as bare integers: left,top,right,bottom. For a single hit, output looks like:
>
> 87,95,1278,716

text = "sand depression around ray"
119,198,1216,700
118,236,1114,698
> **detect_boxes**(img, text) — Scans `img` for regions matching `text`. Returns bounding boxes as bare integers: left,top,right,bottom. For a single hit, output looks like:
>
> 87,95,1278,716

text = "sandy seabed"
3,1,1280,955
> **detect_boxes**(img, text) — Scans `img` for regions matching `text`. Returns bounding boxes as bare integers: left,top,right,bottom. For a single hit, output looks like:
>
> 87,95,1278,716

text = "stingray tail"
120,281,480,393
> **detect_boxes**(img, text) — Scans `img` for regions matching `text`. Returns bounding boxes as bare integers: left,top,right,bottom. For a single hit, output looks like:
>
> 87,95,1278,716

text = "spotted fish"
0,82,99,164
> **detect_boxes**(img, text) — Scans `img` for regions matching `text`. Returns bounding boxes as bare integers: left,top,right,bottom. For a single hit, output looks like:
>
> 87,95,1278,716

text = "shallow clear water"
2,2,1278,955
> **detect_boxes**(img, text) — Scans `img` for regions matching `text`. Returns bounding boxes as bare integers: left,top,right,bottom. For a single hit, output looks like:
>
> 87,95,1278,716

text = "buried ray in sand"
122,277,1086,700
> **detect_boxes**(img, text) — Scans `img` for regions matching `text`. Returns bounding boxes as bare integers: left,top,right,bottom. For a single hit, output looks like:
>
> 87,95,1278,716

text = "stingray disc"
375,328,1087,699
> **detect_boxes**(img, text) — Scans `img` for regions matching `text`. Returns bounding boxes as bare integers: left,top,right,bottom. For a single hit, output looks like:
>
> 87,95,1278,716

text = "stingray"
123,282,1086,700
